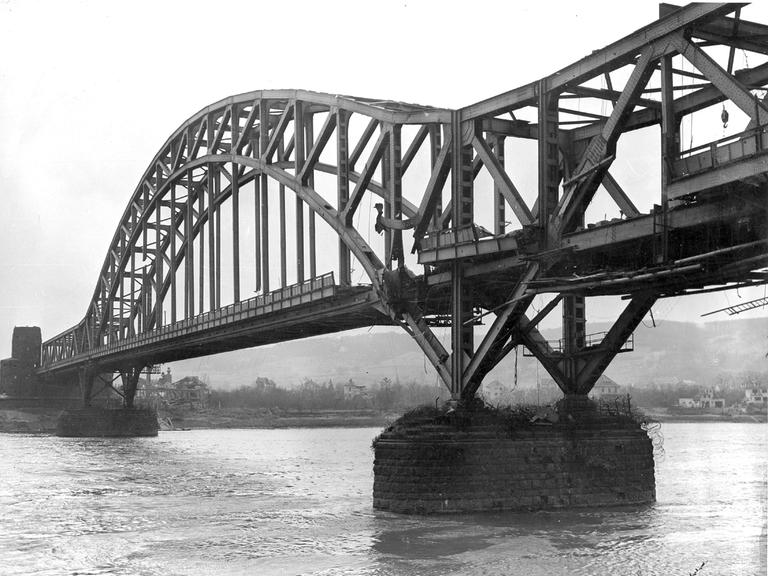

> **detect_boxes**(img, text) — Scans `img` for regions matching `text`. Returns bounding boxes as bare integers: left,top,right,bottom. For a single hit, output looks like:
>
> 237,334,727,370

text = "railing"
41,272,338,369
420,224,493,251
523,332,634,356
674,125,767,179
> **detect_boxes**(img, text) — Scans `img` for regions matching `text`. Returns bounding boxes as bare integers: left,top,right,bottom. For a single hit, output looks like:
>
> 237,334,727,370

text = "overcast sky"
0,0,766,360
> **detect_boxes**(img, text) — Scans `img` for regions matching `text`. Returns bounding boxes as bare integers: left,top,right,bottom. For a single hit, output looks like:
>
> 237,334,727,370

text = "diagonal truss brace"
602,171,640,218
461,263,540,395
553,44,660,235
471,132,534,226
572,291,656,395
671,34,768,126
519,292,656,396
299,112,338,185
342,130,388,226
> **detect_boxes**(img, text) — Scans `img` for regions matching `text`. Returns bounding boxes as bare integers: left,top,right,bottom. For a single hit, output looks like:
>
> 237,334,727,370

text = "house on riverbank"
676,387,726,413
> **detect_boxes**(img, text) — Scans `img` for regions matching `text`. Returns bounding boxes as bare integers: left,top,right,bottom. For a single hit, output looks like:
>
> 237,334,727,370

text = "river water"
0,423,765,576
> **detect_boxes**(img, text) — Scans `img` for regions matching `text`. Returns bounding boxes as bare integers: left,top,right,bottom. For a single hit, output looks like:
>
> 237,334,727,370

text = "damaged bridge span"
3,1,766,510
24,1,768,413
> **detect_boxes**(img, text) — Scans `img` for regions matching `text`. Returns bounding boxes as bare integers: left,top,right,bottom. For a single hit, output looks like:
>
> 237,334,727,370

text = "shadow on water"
369,504,661,564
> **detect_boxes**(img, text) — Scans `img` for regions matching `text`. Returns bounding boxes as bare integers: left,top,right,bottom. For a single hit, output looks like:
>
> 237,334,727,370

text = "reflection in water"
0,424,765,576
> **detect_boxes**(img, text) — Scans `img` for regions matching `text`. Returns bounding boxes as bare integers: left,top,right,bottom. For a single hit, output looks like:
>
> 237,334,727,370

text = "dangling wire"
688,64,694,149
512,345,519,392
600,75,606,117
682,55,694,150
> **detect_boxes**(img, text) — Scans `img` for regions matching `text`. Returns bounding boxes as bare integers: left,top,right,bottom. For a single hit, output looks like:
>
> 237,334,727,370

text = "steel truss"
41,3,768,406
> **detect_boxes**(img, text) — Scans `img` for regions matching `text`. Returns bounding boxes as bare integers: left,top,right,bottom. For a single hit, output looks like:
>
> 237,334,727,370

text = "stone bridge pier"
56,364,158,437
372,290,658,514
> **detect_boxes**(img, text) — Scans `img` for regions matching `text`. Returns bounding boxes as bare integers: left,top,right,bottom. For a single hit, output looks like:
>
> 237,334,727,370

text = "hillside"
168,317,768,390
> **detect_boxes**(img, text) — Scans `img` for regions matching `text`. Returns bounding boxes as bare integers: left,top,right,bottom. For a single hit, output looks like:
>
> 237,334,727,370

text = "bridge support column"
56,365,157,437
560,294,588,412
120,366,143,409
78,366,95,407
336,109,352,285
449,111,474,401
373,405,656,513
372,292,660,514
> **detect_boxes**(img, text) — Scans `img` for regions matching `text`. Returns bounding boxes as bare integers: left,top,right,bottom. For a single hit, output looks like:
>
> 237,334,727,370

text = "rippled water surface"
0,423,765,575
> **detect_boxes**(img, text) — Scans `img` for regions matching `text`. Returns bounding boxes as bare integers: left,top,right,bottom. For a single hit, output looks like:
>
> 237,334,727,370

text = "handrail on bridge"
420,224,495,251
675,123,767,179
679,124,767,158
522,331,634,356
41,272,341,369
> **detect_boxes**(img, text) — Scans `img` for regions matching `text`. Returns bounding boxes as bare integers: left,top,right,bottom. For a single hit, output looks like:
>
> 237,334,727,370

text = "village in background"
1,318,766,429
140,317,768,423
132,365,767,420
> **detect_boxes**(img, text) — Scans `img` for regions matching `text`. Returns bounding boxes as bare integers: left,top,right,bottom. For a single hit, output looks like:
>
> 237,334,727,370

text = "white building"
698,387,725,410
343,381,368,401
677,387,725,411
480,380,509,405
678,397,698,408
590,375,622,401
744,386,768,407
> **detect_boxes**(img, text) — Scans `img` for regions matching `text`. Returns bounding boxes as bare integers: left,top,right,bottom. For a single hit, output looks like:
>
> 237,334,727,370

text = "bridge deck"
421,199,760,266
669,126,768,200
420,126,768,269
40,274,391,375
420,191,766,304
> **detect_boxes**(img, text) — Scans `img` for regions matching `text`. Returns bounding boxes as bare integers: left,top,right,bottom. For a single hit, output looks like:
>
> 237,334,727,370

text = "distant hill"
168,318,768,390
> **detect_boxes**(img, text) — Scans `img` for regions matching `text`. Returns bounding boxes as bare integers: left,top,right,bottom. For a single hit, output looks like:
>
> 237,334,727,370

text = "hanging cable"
688,58,694,150
600,74,606,117
512,345,519,392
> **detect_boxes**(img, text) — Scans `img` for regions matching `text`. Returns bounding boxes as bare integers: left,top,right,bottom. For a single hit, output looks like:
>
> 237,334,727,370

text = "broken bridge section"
411,2,768,406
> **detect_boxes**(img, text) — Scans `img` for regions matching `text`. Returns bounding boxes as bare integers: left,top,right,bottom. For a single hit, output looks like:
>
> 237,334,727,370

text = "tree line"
208,377,449,412
198,370,768,412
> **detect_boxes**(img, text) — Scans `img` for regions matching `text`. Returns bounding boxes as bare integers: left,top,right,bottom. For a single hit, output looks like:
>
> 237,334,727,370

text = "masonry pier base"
56,407,159,437
372,405,655,514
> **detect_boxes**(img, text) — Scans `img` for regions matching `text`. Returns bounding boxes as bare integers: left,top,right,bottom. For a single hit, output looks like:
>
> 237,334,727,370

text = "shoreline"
0,406,764,434
640,409,767,424
0,407,397,434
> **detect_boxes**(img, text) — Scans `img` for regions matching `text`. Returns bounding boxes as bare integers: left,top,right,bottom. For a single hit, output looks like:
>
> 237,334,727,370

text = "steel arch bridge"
38,2,768,408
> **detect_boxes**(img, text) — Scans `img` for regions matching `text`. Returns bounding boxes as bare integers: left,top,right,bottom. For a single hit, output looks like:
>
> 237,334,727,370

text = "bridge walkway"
40,273,391,375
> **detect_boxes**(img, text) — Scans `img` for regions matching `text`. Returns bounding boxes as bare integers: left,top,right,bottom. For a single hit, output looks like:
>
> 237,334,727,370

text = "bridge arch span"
42,90,455,387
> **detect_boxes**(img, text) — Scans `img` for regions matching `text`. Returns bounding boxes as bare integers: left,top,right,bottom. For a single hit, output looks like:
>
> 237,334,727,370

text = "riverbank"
1,405,764,433
640,407,767,423
161,407,395,430
0,407,395,433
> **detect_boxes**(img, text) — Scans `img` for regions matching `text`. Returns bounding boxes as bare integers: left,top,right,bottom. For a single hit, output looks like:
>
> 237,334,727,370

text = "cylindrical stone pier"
373,406,655,514
56,407,159,437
